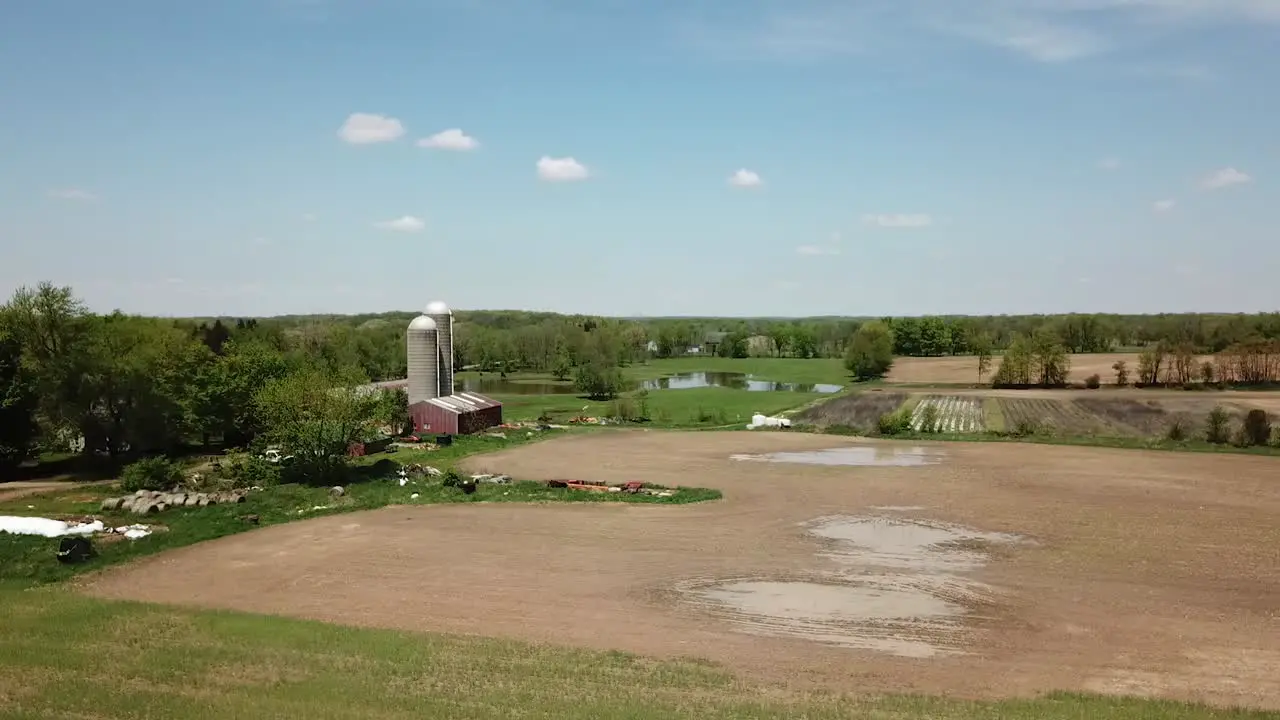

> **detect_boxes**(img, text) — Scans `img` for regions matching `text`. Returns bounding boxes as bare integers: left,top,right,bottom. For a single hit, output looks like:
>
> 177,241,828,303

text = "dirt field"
885,353,1212,385
82,431,1280,709
793,391,906,429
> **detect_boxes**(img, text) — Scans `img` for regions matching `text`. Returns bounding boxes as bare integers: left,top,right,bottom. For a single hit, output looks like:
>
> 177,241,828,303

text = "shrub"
1242,409,1272,447
1165,418,1187,442
918,404,940,434
1205,406,1232,444
442,468,464,488
1011,419,1042,438
120,457,183,493
1200,361,1215,385
210,453,280,489
1112,360,1129,387
876,411,913,436
1085,374,1101,389
844,321,895,380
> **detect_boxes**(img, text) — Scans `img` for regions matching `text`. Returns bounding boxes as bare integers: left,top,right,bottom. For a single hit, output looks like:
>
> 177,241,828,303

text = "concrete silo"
406,315,439,406
425,300,454,397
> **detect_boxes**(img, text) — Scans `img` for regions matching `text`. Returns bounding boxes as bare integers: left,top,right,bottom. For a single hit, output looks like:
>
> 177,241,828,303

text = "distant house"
702,331,729,357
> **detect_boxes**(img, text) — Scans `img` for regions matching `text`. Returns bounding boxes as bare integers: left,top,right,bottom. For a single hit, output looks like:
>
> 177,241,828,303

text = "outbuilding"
408,392,503,435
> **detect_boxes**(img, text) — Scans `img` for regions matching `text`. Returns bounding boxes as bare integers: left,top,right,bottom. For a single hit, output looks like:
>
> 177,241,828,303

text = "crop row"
910,395,985,433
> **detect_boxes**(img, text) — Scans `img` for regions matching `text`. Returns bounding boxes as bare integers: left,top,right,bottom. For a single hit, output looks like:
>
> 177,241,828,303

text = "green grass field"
462,357,850,425
0,585,1268,720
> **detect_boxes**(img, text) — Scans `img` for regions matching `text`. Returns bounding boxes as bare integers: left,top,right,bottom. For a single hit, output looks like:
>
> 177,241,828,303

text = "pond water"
640,372,843,394
729,446,944,467
457,371,843,396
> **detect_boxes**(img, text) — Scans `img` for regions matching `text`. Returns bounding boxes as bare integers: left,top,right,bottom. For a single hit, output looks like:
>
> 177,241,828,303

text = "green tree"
0,324,37,469
992,335,1033,386
1029,329,1070,387
574,355,625,400
843,321,895,380
254,367,385,485
971,333,993,384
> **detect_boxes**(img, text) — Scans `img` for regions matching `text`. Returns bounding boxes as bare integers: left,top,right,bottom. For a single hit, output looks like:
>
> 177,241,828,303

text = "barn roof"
414,392,502,414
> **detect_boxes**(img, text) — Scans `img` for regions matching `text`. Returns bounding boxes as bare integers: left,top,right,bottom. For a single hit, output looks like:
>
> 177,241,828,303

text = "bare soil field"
1000,397,1118,435
886,353,1210,385
793,390,906,428
83,431,1280,709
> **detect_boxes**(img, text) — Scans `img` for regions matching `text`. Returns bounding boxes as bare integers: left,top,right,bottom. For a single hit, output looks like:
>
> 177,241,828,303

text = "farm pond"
458,372,844,396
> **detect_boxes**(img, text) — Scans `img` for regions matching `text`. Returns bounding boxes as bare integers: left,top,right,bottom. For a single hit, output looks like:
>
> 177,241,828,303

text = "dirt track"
83,431,1280,708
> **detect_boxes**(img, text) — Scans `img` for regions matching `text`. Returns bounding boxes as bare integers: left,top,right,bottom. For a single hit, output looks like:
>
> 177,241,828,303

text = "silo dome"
408,314,437,331
425,300,452,316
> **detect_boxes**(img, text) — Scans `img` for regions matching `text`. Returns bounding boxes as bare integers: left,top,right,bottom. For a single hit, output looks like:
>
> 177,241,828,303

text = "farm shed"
409,392,503,435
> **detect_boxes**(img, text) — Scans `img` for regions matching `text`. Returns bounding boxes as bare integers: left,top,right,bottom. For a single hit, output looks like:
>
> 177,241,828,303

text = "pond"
640,372,843,394
456,371,843,396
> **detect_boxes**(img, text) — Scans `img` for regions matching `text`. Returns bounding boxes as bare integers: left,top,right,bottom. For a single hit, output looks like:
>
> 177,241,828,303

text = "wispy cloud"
682,0,1280,64
48,188,98,201
373,215,425,232
796,244,840,256
1200,167,1252,190
863,213,933,228
338,112,405,144
728,169,763,187
417,128,479,151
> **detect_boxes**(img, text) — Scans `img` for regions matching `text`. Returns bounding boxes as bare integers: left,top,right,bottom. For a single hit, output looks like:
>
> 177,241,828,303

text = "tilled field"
911,395,985,433
793,391,906,429
83,431,1280,709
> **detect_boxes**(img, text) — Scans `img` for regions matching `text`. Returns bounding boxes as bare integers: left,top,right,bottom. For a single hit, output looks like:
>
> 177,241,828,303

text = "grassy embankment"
467,357,851,426
0,585,1269,720
0,431,719,586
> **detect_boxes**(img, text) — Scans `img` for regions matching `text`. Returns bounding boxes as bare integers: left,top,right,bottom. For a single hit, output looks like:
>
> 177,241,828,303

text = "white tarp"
747,413,792,429
0,515,105,537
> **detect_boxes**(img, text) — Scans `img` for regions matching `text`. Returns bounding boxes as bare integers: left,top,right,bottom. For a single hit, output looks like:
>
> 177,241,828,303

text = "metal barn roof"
421,392,502,414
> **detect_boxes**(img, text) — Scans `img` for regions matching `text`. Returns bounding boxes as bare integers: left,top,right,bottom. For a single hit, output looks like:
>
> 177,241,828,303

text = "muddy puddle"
681,515,1023,658
729,446,943,467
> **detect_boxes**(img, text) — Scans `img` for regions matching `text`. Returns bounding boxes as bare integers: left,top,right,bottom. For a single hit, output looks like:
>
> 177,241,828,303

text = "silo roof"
425,300,453,315
407,314,437,331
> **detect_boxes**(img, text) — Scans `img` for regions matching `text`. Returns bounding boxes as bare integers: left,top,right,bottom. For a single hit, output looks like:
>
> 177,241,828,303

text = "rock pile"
100,489,248,515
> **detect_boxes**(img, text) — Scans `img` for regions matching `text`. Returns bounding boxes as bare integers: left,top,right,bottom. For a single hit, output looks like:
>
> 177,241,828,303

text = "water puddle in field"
729,446,943,467
681,516,1024,657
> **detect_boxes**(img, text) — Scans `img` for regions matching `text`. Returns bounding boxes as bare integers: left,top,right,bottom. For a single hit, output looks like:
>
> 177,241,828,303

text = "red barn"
409,392,503,435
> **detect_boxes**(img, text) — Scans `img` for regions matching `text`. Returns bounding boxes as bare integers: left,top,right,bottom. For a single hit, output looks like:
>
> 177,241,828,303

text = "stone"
100,497,124,511
196,497,209,507
154,502,168,513
330,486,345,497
184,495,200,507
131,502,159,515
134,490,149,498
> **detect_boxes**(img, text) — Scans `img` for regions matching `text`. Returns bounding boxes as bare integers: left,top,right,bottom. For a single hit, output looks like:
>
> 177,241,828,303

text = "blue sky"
1,0,1276,318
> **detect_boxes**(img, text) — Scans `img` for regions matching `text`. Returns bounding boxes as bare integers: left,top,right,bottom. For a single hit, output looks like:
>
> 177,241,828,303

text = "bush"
917,404,940,434
1112,360,1129,387
1205,407,1232,444
442,468,465,488
217,453,281,489
1165,418,1187,442
1010,419,1042,438
119,457,183,493
844,321,895,380
1085,374,1101,389
1242,409,1272,447
876,411,913,436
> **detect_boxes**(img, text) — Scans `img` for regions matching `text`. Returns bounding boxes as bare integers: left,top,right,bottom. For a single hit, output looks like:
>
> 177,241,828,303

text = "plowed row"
998,398,1121,436
911,396,985,433
794,392,906,429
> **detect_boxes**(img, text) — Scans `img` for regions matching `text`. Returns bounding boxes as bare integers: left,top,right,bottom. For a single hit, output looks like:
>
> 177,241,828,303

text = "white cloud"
1153,198,1176,212
417,128,479,151
796,245,840,256
1200,167,1252,190
537,156,589,182
862,213,933,228
728,169,763,187
338,113,405,144
374,215,425,232
48,188,98,201
1098,158,1121,171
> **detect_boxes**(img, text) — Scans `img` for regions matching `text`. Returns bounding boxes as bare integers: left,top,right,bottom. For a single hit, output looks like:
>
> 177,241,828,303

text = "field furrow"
910,395,985,433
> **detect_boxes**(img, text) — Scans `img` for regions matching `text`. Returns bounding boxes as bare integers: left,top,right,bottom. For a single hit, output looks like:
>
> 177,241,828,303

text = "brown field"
794,390,906,428
999,397,1117,435
83,431,1280,709
886,353,1210,385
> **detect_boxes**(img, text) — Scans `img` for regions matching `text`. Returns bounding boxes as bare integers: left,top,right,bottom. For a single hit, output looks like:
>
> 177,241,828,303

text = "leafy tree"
844,321,895,380
971,333,993,384
1112,359,1129,386
254,367,386,485
1029,329,1070,387
992,335,1033,386
574,356,625,399
551,349,573,381
0,325,37,469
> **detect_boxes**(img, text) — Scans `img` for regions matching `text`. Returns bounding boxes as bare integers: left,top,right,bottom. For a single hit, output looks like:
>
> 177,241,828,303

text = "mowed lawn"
0,586,1267,720
478,357,850,425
